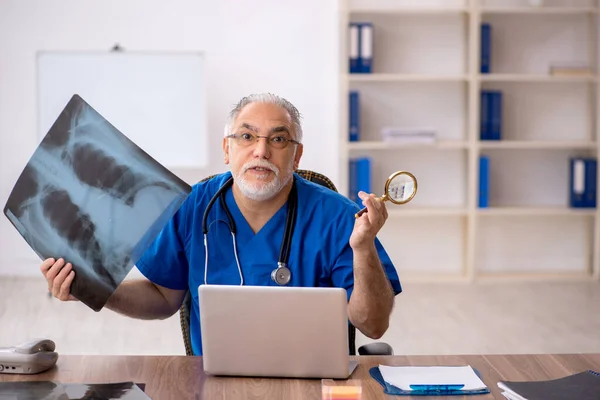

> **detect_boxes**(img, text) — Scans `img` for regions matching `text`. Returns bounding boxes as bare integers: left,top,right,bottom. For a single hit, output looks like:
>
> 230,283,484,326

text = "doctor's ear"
222,138,230,164
294,144,303,169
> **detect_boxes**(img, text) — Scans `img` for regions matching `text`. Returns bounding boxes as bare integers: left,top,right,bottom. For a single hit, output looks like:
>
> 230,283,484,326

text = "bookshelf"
339,0,600,282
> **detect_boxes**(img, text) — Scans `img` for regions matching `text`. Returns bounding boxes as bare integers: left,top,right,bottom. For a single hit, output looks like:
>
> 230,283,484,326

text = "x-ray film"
63,382,150,399
0,381,149,400
0,381,69,400
3,94,192,311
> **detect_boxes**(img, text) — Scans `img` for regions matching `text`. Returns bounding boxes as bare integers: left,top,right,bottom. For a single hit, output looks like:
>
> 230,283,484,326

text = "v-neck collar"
224,184,290,242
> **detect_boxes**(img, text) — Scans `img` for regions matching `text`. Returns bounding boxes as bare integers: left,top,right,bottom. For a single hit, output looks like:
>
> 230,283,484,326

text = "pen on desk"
409,384,465,393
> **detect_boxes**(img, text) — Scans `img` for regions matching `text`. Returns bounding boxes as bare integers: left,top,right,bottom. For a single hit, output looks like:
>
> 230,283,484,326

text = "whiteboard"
36,51,208,168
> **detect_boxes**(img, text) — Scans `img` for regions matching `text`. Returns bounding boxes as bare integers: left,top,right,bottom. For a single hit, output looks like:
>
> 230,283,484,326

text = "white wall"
0,0,339,276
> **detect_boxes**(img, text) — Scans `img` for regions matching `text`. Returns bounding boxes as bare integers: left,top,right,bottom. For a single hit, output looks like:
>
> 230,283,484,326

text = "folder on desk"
369,365,490,396
498,370,600,400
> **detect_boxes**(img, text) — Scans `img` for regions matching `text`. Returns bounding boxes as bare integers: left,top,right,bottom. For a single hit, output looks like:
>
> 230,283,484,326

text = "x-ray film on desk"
0,381,150,400
3,94,192,312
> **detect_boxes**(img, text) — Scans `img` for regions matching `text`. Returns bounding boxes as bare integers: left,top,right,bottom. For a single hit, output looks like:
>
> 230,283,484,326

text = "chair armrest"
357,342,393,356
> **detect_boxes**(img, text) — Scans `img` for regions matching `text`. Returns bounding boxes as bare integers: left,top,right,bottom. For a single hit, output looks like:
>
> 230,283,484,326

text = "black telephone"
0,338,58,374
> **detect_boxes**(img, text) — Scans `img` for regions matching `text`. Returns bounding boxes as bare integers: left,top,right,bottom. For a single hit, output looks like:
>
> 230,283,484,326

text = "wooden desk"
1,354,599,399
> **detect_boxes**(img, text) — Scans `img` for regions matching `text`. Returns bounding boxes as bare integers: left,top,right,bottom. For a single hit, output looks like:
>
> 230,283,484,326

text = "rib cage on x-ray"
3,95,192,311
0,381,150,399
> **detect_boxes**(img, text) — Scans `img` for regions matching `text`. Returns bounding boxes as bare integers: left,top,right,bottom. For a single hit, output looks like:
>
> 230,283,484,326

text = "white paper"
498,382,529,400
378,365,488,391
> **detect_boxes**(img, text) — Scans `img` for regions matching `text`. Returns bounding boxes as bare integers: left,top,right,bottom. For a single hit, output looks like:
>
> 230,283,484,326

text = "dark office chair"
179,169,394,356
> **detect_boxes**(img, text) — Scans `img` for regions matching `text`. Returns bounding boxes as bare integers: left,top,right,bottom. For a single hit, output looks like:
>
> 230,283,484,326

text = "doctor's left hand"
349,191,388,251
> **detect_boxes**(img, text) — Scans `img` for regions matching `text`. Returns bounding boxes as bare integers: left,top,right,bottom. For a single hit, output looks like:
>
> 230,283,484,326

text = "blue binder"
349,91,360,142
490,91,502,140
358,23,373,73
479,156,490,208
569,157,589,208
480,91,490,140
356,157,371,205
349,157,371,205
480,23,491,73
369,367,490,396
348,23,360,73
349,158,358,203
585,159,597,208
480,91,502,141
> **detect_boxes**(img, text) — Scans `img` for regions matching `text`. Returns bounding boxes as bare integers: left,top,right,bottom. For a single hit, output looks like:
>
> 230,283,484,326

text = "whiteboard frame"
35,49,209,169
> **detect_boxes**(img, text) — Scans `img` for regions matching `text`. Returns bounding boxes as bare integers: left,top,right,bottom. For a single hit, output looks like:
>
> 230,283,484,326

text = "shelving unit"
339,0,600,281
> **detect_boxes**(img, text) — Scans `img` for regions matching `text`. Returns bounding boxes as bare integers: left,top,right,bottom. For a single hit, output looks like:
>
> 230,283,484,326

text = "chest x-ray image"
3,94,192,311
0,381,149,400
0,381,69,400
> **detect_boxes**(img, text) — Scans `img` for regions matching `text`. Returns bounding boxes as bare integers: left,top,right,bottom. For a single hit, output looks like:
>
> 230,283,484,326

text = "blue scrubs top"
136,172,402,355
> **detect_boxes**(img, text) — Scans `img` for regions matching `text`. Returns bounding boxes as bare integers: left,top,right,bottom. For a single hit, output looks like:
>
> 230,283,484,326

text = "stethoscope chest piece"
271,263,292,286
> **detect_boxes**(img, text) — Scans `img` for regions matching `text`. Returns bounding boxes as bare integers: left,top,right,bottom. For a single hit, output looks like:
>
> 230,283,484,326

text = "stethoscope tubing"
202,176,297,286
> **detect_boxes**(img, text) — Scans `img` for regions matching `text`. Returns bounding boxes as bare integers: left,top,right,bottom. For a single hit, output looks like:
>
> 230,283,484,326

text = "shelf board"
349,7,468,15
386,207,596,217
476,271,592,282
480,74,596,83
388,208,467,217
348,74,468,82
481,7,597,15
348,140,468,150
349,6,596,15
348,74,596,83
479,141,597,149
397,273,470,283
477,207,596,217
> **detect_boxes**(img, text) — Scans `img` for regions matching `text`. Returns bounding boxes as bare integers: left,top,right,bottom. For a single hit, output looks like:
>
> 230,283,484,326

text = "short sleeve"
135,194,191,291
330,208,402,301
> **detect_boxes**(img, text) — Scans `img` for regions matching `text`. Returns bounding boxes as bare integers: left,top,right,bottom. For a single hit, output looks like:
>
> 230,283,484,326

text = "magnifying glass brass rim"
354,170,417,219
385,171,418,205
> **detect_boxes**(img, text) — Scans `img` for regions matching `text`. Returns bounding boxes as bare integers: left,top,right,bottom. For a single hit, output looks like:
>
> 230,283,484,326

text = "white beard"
234,159,294,201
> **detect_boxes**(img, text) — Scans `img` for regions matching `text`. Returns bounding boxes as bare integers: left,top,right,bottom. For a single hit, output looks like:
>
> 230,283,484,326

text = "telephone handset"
0,338,58,374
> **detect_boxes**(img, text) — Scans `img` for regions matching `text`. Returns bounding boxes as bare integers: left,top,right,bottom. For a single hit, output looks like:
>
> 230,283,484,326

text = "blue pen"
409,384,465,392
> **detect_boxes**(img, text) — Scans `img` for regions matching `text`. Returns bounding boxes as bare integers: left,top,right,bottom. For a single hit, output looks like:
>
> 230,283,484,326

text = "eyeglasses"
226,133,301,149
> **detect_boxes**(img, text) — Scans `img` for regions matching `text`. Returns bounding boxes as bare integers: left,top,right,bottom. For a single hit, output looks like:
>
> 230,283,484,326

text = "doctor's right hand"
40,258,78,302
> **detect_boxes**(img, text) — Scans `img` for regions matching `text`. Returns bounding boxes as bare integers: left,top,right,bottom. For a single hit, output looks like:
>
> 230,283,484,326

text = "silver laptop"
198,284,358,379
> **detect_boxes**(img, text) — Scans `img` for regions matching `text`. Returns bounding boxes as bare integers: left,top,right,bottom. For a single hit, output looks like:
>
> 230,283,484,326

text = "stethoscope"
202,176,298,286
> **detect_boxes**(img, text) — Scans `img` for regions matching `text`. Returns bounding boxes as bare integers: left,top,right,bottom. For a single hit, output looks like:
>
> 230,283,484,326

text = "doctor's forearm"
347,244,394,339
106,280,183,320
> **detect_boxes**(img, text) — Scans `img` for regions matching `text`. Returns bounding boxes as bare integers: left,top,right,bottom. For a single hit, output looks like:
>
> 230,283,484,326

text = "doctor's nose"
252,137,271,159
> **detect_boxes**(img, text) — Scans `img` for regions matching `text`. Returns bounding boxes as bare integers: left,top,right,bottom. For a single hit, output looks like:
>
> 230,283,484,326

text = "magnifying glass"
355,171,418,219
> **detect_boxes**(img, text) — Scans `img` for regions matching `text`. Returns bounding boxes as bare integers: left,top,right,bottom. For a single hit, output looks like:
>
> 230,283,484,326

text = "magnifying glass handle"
354,194,388,219
354,207,367,219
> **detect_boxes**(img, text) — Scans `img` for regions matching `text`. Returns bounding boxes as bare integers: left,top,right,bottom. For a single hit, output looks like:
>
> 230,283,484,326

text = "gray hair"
223,93,303,143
